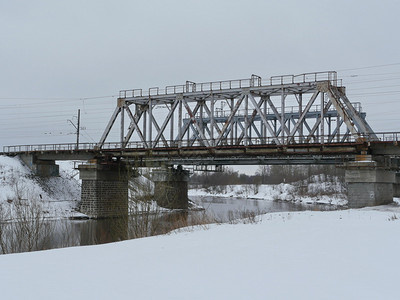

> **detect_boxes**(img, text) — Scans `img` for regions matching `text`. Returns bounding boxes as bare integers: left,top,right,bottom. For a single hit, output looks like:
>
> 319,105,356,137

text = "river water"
0,197,341,254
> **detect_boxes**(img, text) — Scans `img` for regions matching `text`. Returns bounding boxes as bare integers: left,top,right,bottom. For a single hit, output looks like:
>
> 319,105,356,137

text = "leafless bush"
0,198,56,254
227,209,262,224
0,178,57,254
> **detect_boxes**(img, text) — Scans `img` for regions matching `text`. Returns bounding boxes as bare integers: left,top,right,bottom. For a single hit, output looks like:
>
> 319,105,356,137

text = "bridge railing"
3,132,400,154
118,71,340,99
269,71,341,86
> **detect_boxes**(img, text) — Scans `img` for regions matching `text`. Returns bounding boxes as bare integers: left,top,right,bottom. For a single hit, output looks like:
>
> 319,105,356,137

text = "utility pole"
68,109,81,150
77,109,80,149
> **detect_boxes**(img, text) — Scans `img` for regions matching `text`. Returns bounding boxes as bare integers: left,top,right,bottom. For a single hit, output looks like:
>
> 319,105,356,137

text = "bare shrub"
0,198,56,254
227,209,262,224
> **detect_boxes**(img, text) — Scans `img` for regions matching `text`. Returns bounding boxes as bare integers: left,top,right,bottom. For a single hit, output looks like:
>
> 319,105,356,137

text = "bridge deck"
3,133,400,166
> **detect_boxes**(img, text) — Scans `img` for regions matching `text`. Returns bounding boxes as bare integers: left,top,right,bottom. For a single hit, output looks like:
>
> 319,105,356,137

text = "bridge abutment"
152,167,189,209
78,161,129,219
19,154,59,177
345,158,395,208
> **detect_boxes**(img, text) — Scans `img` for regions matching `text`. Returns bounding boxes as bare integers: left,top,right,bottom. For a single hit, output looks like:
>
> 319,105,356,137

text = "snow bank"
189,180,347,206
1,207,400,299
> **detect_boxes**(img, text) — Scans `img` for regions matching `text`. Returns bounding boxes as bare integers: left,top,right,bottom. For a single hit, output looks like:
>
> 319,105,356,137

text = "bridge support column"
345,159,395,208
152,167,189,209
19,154,59,177
78,161,129,219
394,173,400,198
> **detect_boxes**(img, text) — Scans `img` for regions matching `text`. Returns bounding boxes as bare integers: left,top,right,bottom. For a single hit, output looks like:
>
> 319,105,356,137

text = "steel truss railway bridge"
3,71,400,218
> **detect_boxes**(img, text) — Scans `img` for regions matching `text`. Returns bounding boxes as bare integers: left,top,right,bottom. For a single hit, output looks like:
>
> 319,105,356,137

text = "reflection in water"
193,196,340,222
50,211,192,248
1,197,342,254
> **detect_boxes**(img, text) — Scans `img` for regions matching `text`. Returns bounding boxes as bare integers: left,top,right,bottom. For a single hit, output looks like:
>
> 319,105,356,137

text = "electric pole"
68,109,81,150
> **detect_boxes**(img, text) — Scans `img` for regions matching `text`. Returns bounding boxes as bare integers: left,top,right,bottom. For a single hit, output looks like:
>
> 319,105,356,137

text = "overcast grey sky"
1,0,399,149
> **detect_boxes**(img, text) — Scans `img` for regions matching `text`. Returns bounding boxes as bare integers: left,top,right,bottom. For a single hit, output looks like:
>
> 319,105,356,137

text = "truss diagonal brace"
154,98,179,146
237,97,264,144
216,93,245,146
323,85,361,139
97,106,121,148
266,96,290,136
248,94,281,145
333,86,378,140
287,91,320,141
182,98,211,148
125,106,148,148
151,117,169,147
175,101,201,142
305,100,332,142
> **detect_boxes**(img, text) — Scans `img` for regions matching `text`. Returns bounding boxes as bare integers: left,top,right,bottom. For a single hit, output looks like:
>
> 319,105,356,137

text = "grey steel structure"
5,71,398,166
99,71,376,150
3,71,400,213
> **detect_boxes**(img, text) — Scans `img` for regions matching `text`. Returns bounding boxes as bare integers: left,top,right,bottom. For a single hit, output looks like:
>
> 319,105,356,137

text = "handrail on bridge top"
3,132,400,154
119,71,341,99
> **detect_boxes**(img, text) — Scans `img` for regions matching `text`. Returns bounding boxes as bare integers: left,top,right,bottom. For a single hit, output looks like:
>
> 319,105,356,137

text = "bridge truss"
98,71,377,150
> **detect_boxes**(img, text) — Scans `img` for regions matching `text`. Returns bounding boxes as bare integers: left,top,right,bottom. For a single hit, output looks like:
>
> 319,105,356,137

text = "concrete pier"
78,161,129,218
345,159,395,208
394,173,400,198
152,166,190,209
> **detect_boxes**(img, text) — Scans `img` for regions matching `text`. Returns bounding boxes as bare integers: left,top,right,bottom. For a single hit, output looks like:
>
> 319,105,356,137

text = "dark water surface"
192,196,340,222
1,197,342,254
53,197,340,247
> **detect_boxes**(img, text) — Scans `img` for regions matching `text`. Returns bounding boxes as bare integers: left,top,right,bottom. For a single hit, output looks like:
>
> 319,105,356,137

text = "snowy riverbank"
1,207,400,299
189,179,348,206
0,155,349,221
0,156,81,219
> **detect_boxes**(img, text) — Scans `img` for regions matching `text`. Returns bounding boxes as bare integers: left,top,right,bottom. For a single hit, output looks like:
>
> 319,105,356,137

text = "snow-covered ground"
1,207,400,299
1,156,400,298
0,156,81,219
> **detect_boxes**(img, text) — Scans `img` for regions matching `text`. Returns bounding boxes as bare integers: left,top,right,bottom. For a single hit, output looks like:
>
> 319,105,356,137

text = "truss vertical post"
235,120,238,144
211,95,215,146
170,103,174,147
149,98,153,148
337,116,341,143
299,93,303,143
328,116,332,140
281,88,285,144
244,94,249,146
178,95,183,148
120,105,125,148
143,105,147,147
200,101,204,138
320,92,325,144
230,98,234,145
261,97,266,144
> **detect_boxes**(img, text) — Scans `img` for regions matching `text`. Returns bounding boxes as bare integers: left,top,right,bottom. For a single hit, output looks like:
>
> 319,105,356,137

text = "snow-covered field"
1,156,400,299
1,207,400,300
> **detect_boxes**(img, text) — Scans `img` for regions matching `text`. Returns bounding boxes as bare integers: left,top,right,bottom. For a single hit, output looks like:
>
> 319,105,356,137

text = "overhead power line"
338,63,400,72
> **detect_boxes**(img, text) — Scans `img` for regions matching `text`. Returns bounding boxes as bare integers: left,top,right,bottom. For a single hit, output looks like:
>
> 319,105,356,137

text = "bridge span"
3,71,400,217
3,134,400,166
